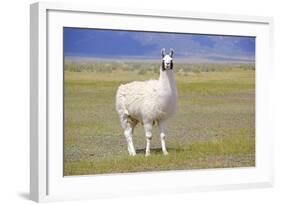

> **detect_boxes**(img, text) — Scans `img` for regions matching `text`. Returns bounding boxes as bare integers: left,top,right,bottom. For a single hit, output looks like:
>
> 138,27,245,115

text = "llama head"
161,48,174,71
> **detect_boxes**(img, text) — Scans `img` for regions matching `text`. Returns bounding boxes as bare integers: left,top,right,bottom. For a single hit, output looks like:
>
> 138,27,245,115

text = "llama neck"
158,68,177,93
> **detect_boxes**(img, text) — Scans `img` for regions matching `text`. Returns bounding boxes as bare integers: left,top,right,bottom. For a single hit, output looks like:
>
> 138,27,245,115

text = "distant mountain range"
65,56,254,64
64,28,255,63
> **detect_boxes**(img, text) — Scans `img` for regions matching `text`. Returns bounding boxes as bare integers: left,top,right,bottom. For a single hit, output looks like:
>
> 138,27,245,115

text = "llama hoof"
129,152,136,156
163,151,169,155
145,153,150,157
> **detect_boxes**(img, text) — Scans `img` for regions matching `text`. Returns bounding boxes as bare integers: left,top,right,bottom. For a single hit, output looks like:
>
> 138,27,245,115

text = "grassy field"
63,62,255,176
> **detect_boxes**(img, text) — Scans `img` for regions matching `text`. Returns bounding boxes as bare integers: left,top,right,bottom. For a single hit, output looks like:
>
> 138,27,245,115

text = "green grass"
63,62,255,176
65,133,254,175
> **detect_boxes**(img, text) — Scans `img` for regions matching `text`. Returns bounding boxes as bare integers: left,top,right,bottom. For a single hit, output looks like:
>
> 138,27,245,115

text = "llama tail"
116,85,130,130
116,84,129,116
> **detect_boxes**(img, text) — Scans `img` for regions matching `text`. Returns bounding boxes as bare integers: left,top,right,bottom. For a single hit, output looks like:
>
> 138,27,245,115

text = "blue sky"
64,27,255,62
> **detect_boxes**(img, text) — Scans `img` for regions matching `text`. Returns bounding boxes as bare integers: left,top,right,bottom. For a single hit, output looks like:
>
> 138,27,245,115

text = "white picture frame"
30,1,274,202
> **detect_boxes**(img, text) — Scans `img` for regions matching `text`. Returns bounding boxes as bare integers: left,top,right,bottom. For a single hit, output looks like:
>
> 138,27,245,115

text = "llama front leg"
144,122,153,157
124,123,136,156
158,120,168,155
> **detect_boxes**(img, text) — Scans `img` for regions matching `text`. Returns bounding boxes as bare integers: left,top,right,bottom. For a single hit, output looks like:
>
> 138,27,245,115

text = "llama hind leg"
143,122,153,157
122,119,136,156
158,120,168,155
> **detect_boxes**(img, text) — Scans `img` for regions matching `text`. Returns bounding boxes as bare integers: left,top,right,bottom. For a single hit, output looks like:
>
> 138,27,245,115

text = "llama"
115,48,177,156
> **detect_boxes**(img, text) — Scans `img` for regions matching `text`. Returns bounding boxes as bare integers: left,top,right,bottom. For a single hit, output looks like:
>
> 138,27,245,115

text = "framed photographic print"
30,2,274,202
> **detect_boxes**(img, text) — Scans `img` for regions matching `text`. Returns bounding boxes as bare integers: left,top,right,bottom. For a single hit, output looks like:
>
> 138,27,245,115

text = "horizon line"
64,55,255,64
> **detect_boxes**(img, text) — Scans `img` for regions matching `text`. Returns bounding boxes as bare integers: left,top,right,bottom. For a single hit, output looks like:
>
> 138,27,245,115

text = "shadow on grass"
136,147,185,155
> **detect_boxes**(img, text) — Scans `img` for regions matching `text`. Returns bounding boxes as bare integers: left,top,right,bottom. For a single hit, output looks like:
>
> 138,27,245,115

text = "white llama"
115,48,177,156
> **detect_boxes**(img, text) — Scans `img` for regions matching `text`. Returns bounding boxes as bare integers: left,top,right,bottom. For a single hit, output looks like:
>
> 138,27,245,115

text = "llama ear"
169,49,174,57
161,48,166,58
